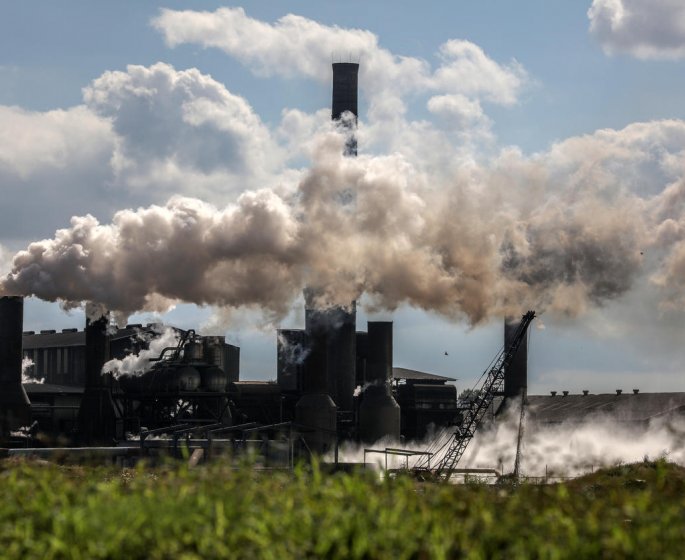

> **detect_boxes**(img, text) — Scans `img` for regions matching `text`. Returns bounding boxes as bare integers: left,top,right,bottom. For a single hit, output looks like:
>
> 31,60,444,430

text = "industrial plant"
1,63,684,479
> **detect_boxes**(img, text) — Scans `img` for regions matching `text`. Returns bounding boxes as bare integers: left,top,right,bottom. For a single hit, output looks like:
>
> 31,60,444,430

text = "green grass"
1,458,684,559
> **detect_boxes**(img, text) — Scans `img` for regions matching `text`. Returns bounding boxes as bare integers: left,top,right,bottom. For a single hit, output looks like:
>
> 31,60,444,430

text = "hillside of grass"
1,458,684,559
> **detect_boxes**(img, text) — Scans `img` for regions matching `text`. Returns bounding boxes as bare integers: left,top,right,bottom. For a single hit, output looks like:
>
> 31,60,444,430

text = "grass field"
1,457,684,559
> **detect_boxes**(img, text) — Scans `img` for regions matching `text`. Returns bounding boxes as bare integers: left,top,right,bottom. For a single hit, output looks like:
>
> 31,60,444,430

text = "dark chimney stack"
0,296,31,442
77,312,117,443
332,62,359,156
359,322,400,443
503,318,528,399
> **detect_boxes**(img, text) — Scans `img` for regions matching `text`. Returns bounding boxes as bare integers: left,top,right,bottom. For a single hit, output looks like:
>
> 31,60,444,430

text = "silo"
77,312,117,443
504,317,528,398
359,321,400,443
0,296,31,441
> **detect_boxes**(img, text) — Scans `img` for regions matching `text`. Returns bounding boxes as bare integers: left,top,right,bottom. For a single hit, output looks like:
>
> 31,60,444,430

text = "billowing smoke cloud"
103,327,181,379
3,118,685,325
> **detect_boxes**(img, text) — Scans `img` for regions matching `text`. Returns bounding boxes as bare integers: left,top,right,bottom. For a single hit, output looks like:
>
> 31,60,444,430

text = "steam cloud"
2,120,685,325
103,327,181,379
21,357,44,384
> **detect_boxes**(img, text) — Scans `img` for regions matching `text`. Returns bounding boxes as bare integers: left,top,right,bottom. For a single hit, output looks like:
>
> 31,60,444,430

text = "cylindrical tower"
296,310,337,454
77,312,117,443
332,62,359,157
359,321,400,444
504,318,528,398
0,296,31,441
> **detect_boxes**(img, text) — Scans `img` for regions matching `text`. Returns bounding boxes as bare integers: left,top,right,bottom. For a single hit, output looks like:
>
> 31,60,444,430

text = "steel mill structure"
2,63,682,475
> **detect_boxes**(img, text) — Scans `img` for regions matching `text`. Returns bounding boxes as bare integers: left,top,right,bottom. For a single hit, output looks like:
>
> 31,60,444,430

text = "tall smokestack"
332,62,359,156
0,296,31,442
504,318,528,398
359,321,400,443
77,312,117,443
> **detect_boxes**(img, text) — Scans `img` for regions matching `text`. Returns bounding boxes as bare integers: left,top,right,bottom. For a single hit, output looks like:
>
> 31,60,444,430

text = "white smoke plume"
4,119,685,325
21,356,43,384
459,408,685,478
103,326,181,379
276,331,310,367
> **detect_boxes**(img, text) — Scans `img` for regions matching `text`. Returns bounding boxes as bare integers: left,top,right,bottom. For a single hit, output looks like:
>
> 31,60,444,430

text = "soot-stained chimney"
0,296,31,442
332,62,359,156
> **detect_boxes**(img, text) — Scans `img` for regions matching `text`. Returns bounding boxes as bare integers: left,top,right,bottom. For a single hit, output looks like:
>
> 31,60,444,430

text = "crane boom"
432,310,535,480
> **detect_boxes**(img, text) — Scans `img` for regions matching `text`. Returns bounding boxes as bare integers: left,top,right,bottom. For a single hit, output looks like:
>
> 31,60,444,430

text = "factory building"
0,64,462,452
22,325,240,387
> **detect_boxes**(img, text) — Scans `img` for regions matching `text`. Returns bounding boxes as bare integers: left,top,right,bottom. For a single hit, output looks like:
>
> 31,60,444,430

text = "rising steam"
0,128,683,324
103,327,181,379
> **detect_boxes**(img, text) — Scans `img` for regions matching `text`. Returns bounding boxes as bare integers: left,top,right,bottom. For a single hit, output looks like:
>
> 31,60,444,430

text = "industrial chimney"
503,317,528,399
0,296,31,442
359,321,400,443
296,310,337,454
332,62,359,156
76,311,117,443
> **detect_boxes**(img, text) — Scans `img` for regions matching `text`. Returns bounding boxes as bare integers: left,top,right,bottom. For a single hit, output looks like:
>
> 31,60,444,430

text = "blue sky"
3,1,685,394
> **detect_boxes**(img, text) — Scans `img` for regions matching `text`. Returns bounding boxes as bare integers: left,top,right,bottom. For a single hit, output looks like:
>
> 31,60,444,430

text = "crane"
416,310,536,480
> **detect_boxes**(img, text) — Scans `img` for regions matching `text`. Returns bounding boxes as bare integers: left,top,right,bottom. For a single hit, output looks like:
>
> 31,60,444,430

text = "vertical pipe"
77,311,117,443
504,318,528,399
359,321,400,443
332,62,359,156
0,296,31,441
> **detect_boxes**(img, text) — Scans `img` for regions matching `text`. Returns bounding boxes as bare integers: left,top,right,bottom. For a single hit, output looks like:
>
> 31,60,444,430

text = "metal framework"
420,311,535,480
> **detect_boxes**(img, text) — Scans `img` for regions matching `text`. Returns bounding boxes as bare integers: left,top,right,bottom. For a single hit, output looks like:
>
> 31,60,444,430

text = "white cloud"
588,0,685,59
432,41,526,106
152,7,528,124
83,62,283,197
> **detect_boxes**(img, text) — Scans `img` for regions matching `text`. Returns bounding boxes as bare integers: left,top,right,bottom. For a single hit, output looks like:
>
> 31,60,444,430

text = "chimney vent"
582,390,589,396
550,391,557,396
40,329,56,334
562,390,569,397
633,389,639,395
616,389,622,395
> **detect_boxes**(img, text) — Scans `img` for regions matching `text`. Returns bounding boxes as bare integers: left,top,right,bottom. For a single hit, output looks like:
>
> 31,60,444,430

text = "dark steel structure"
504,317,528,398
417,311,536,480
0,296,31,442
296,311,337,454
359,322,400,443
76,314,118,443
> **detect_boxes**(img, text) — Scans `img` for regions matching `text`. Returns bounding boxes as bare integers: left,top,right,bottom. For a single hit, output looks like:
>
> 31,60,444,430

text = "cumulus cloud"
83,62,283,197
5,119,685,328
0,63,295,243
588,0,685,59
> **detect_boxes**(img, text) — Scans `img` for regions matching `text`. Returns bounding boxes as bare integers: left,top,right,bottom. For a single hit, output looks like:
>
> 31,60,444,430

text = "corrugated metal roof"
526,393,685,424
392,367,455,383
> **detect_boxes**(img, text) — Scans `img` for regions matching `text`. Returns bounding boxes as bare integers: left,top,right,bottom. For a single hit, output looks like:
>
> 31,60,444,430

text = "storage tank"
359,321,400,443
0,296,31,441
